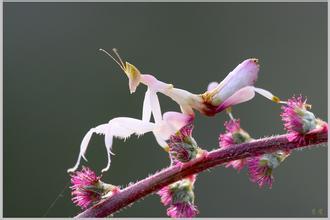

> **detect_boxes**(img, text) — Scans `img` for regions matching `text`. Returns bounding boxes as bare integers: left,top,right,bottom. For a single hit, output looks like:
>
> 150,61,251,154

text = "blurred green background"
4,2,327,217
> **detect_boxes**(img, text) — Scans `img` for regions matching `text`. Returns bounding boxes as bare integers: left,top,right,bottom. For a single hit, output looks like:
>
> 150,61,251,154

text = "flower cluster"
217,94,328,189
157,175,199,218
160,124,202,217
218,116,291,188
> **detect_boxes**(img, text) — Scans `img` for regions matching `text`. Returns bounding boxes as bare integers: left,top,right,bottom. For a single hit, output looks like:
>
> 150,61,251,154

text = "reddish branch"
75,128,327,218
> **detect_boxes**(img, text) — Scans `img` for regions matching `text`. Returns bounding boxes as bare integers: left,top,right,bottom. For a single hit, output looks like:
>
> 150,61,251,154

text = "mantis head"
99,48,141,94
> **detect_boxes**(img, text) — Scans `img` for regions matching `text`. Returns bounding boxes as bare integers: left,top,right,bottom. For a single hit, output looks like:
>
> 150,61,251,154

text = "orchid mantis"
68,48,284,173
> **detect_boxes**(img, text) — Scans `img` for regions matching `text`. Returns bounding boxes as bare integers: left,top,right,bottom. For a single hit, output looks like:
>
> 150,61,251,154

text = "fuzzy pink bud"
70,167,120,209
219,119,252,172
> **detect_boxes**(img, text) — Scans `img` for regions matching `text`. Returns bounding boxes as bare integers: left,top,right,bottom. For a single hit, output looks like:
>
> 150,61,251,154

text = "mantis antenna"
112,48,126,68
99,48,125,72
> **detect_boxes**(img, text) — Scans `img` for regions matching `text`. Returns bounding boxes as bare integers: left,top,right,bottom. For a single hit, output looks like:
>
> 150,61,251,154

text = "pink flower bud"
70,167,120,209
280,95,327,143
167,202,199,218
167,124,199,163
219,118,252,172
247,151,290,189
157,176,199,218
